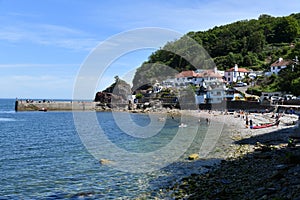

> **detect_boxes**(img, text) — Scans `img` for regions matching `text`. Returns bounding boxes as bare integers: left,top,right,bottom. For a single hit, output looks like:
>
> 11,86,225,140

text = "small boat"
251,123,274,129
179,123,187,128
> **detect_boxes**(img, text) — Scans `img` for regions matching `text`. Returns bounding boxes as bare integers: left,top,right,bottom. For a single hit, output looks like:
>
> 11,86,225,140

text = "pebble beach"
152,109,300,199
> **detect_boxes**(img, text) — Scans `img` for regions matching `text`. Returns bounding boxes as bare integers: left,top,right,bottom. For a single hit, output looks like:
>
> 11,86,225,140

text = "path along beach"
150,109,300,199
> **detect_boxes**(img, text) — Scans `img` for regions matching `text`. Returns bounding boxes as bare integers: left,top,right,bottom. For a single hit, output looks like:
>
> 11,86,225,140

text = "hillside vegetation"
132,13,300,95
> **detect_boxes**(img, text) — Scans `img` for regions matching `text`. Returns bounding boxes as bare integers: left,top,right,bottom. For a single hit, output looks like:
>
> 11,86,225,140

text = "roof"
197,70,223,78
226,67,250,73
176,70,222,78
176,70,196,78
270,59,292,67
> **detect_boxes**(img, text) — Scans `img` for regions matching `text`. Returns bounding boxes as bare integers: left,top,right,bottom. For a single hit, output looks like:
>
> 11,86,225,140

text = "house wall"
195,94,206,104
207,90,225,104
225,71,249,83
270,65,287,75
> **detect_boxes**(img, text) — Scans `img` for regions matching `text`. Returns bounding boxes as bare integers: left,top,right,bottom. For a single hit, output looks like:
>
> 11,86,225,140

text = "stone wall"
16,101,96,111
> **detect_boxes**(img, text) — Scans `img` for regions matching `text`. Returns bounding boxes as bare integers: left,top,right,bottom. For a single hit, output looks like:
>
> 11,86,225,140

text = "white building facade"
224,64,250,83
270,57,292,75
161,68,234,104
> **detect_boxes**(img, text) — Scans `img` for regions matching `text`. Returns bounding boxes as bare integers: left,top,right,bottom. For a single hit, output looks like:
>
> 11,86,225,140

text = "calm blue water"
0,99,211,199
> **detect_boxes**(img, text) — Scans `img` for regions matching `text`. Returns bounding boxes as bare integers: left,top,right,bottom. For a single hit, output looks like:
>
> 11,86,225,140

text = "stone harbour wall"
15,100,97,111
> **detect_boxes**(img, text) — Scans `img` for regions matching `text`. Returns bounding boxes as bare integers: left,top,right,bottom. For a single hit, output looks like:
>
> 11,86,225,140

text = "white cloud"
0,23,99,51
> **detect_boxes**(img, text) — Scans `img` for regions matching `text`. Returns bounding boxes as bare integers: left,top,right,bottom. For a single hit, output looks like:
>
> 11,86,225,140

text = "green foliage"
271,16,299,43
246,86,262,96
291,77,300,96
247,63,300,95
132,13,300,94
277,63,300,95
135,93,143,99
289,42,300,58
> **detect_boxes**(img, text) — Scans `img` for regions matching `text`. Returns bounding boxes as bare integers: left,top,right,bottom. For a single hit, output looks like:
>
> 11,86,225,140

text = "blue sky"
0,0,299,99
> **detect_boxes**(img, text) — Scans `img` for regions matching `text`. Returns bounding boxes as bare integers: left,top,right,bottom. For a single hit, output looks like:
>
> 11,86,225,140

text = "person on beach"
249,119,253,129
206,118,210,125
275,118,280,127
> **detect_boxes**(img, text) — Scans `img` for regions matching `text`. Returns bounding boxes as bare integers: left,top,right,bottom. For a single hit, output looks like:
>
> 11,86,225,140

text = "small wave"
0,110,16,114
0,117,16,122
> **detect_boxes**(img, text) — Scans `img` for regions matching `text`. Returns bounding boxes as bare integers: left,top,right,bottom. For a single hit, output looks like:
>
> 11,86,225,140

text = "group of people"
243,111,282,129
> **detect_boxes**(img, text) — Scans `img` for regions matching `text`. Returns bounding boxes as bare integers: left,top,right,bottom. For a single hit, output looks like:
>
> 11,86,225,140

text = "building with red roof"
162,68,229,104
224,64,250,83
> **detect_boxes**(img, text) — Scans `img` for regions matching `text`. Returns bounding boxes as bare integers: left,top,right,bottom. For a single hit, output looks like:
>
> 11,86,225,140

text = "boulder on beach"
99,159,112,165
188,153,199,160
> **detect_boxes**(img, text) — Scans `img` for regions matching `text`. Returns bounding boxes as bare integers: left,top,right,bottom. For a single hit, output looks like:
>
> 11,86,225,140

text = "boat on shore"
251,123,275,129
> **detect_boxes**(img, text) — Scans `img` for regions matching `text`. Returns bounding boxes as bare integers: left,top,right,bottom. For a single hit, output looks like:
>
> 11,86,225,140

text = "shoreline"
152,110,300,199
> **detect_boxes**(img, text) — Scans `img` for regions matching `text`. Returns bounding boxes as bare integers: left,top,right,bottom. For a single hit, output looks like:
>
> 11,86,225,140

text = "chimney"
214,66,217,73
234,64,238,72
279,57,283,62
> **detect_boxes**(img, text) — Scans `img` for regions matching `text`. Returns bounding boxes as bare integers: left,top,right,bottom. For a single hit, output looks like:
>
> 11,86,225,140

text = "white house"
161,68,229,104
173,68,223,87
269,57,292,75
174,70,199,87
205,79,226,104
224,64,250,83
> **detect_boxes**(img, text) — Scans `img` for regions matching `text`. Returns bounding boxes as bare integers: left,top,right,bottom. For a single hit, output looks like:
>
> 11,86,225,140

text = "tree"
289,42,300,58
291,77,300,96
272,16,300,43
247,31,265,53
243,52,258,66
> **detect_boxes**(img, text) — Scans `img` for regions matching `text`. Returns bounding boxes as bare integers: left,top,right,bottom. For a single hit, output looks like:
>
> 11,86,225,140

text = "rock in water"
100,159,112,165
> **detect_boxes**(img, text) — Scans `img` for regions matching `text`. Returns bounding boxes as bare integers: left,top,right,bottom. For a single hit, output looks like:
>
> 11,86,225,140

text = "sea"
0,98,218,199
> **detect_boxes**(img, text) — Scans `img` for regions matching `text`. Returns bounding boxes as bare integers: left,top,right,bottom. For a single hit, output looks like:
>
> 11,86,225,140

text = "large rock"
99,159,112,165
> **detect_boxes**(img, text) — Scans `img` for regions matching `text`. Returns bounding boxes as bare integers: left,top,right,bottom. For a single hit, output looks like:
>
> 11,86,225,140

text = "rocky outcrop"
95,77,131,104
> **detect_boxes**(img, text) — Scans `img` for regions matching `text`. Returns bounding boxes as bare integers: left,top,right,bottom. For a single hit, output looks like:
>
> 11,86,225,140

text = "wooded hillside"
132,13,300,93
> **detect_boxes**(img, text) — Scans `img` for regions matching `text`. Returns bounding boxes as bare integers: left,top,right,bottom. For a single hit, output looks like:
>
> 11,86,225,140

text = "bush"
135,93,143,99
246,87,262,96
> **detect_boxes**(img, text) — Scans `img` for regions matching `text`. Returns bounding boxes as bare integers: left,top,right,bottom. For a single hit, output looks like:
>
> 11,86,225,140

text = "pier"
15,100,98,111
